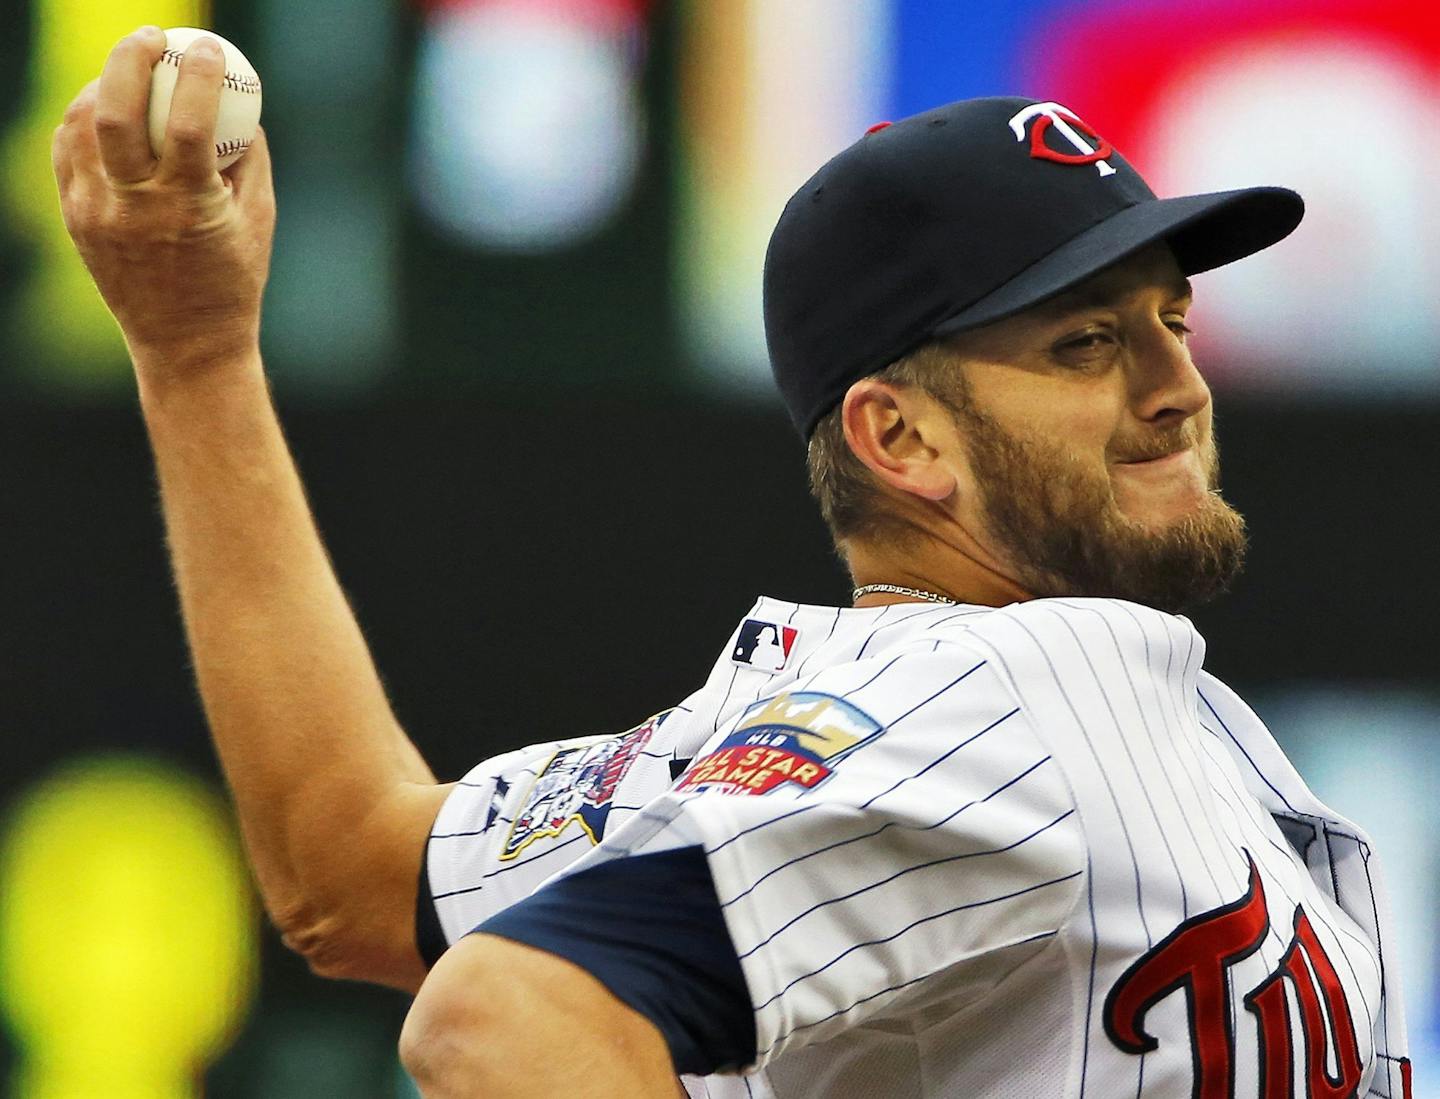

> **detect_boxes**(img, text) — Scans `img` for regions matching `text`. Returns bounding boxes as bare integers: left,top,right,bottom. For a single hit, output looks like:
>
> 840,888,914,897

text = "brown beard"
951,402,1248,613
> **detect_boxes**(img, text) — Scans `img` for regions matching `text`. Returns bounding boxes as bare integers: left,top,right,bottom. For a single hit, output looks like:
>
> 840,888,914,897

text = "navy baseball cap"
764,96,1305,438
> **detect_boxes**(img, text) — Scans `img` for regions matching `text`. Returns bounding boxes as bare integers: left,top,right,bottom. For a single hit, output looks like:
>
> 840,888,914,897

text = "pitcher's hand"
53,27,275,372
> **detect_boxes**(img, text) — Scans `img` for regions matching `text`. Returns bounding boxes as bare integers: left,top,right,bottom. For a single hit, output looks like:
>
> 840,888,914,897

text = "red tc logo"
1007,101,1117,177
1103,855,1372,1099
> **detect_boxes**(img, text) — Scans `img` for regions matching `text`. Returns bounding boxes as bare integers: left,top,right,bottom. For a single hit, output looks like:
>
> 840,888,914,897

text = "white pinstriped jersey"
426,597,1411,1098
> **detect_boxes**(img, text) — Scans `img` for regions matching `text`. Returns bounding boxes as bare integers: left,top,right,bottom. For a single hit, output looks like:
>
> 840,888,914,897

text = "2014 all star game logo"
499,713,664,860
675,691,882,797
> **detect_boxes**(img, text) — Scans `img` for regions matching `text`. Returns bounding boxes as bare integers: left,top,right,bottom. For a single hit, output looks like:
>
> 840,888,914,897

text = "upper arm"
401,934,681,1098
422,716,679,948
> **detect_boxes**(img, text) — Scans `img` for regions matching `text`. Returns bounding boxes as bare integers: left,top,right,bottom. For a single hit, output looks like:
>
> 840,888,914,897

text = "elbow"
269,895,389,984
254,781,446,988
401,980,505,1097
269,896,353,977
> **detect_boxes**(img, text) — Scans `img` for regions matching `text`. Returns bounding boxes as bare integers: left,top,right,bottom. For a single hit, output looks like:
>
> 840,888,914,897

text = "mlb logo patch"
731,618,799,673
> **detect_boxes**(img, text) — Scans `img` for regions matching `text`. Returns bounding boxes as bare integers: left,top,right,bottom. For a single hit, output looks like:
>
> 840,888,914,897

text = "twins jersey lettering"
426,597,1410,1098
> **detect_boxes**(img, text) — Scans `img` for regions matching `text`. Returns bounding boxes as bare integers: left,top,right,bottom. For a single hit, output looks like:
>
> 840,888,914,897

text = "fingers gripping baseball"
94,31,163,184
54,28,275,368
156,37,227,183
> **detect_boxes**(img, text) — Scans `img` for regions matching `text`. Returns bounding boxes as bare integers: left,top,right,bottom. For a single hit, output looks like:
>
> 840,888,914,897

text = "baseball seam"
159,48,262,94
216,138,251,158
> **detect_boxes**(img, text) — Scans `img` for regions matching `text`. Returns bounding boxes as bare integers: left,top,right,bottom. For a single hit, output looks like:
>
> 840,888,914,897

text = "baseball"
147,27,262,170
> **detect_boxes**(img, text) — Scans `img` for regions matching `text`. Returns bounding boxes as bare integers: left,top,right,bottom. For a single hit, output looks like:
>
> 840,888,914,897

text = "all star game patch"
675,691,882,796
499,714,664,861
731,618,799,673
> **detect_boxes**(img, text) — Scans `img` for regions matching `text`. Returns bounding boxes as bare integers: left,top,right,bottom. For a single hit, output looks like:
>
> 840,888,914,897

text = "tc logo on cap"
1008,101,1116,177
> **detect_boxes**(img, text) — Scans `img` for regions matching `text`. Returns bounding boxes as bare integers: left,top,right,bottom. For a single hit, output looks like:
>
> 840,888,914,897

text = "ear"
840,380,957,502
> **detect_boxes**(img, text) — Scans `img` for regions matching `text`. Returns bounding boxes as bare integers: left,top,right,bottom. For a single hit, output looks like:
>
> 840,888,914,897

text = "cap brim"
931,185,1303,336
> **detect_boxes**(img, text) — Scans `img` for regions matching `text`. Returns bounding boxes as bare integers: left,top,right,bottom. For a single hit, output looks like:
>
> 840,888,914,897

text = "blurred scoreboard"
2,0,1435,401
679,0,1440,399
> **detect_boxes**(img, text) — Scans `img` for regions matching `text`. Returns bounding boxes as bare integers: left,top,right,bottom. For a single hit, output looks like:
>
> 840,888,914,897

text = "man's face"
928,244,1247,612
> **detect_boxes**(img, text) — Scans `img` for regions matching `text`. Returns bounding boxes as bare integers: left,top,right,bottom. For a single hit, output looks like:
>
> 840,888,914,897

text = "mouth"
1116,447,1192,469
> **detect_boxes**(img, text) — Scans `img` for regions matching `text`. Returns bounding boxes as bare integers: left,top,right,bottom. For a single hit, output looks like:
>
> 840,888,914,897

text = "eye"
1164,316,1193,340
1054,328,1116,353
1052,326,1119,364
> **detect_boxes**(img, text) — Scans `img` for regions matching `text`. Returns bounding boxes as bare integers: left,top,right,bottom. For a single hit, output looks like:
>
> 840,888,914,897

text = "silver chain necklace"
852,583,957,605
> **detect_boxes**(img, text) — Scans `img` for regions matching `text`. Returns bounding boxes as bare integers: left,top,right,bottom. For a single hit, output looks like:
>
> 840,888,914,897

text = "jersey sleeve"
423,710,680,946
548,639,1087,1068
477,844,756,1075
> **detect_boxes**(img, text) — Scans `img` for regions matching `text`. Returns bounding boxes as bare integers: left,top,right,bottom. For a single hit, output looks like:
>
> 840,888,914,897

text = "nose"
1127,321,1210,430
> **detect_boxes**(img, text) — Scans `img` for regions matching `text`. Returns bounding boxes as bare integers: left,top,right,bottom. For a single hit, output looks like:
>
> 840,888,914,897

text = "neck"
845,531,1032,608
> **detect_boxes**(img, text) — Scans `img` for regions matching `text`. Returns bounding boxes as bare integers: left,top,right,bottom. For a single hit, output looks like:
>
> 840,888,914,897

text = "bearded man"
55,30,1410,1099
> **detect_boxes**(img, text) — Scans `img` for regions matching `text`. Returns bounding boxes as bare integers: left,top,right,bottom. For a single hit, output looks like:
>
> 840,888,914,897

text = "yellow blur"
0,755,256,1099
0,0,208,390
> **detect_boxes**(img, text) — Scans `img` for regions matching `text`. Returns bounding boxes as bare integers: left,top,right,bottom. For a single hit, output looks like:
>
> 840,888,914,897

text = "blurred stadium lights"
256,0,401,391
0,0,209,392
1031,0,1440,397
1260,688,1440,1094
677,0,892,390
681,0,1440,400
1140,43,1440,394
0,756,256,1099
406,0,650,252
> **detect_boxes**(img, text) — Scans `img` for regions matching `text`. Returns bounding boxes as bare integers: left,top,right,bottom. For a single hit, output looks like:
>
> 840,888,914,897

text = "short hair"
804,339,968,555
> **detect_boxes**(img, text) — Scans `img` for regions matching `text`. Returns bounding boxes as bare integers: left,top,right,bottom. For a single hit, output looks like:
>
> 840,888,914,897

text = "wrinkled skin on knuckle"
165,121,212,152
62,94,95,126
91,109,129,138
63,189,110,245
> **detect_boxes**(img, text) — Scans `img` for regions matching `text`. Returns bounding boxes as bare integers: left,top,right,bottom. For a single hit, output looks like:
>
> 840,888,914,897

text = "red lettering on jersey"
1244,906,1365,1098
1104,855,1271,1099
1288,908,1364,1098
1243,969,1293,1099
1108,853,1374,1097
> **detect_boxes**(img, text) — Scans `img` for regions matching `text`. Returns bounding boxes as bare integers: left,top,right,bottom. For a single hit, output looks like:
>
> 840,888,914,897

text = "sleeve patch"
675,692,882,797
499,715,661,860
731,618,800,672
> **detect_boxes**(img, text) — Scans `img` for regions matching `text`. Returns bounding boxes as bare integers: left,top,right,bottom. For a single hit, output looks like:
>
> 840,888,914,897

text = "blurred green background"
1,0,1437,1094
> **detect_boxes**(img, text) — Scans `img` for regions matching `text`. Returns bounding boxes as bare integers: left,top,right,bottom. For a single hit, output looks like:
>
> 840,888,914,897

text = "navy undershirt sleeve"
415,845,448,969
475,844,756,1076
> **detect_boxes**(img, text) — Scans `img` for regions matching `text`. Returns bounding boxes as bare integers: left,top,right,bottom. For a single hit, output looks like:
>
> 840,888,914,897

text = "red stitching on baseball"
159,47,262,94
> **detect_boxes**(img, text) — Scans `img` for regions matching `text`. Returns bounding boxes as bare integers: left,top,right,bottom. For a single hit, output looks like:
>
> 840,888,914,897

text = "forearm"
137,348,435,959
56,31,445,990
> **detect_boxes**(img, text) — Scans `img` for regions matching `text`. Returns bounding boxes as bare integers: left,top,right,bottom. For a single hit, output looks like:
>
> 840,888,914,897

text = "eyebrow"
1046,275,1194,314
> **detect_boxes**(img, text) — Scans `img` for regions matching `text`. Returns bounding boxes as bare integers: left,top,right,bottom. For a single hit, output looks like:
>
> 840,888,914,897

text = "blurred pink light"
1022,0,1440,392
1022,0,1440,158
410,0,651,32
